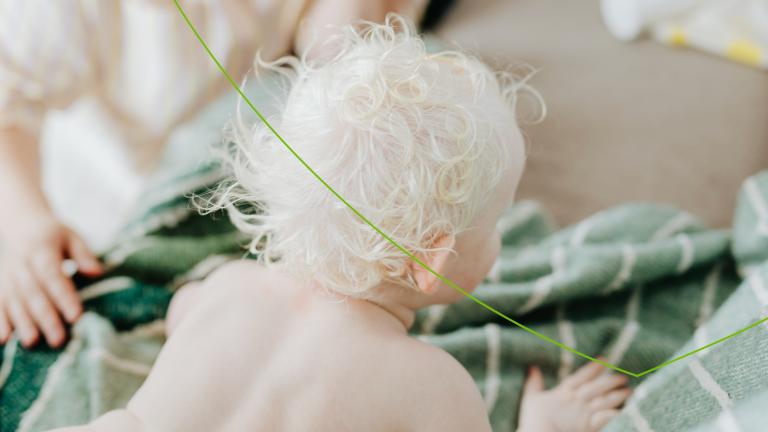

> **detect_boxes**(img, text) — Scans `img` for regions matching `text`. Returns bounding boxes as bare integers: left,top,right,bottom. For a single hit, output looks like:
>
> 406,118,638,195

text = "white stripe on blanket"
0,338,18,390
749,272,768,306
689,358,732,410
693,264,723,353
557,304,576,380
518,246,565,314
745,177,768,236
626,403,655,432
676,234,695,274
697,264,722,327
483,323,501,412
606,244,636,293
121,319,167,341
18,339,84,432
79,277,135,302
87,348,153,376
420,304,448,335
749,272,768,331
486,257,502,284
570,219,593,246
716,408,742,432
607,285,642,365
103,237,160,269
652,212,694,241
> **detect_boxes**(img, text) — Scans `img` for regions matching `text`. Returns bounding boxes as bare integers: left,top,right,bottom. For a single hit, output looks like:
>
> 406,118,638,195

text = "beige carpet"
436,0,768,228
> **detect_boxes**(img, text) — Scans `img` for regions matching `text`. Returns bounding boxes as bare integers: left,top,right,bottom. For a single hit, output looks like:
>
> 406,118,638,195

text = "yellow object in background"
668,26,688,47
601,0,768,70
727,39,764,66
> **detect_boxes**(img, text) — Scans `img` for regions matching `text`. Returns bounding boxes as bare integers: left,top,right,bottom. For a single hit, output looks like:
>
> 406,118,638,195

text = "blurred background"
436,0,768,228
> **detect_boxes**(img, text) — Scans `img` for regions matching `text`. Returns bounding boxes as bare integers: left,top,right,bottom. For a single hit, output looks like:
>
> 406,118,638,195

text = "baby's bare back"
120,261,490,432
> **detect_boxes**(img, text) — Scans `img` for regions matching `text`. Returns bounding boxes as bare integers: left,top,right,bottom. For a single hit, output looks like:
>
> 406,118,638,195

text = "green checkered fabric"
416,171,768,431
1,163,766,431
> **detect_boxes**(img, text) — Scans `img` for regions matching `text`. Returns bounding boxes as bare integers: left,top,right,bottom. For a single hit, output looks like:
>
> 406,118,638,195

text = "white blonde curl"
203,15,537,297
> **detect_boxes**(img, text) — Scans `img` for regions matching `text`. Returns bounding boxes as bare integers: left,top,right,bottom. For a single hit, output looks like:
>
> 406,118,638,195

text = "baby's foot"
517,360,631,432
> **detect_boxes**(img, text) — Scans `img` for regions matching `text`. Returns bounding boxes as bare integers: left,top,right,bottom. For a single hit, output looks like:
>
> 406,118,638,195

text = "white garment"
0,0,308,250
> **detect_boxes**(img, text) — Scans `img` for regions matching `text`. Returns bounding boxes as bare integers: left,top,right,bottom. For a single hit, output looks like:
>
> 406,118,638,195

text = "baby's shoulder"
378,338,492,432
201,260,293,295
205,259,278,283
187,260,298,318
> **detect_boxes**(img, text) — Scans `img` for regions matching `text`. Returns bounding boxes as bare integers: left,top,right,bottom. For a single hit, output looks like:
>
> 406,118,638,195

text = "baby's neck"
309,281,424,334
362,295,416,332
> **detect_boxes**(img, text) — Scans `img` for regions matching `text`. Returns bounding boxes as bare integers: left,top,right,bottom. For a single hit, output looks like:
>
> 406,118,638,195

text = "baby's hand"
517,360,631,432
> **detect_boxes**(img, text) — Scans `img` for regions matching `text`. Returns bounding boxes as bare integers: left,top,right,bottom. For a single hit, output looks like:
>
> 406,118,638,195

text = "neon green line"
635,315,768,377
173,0,766,378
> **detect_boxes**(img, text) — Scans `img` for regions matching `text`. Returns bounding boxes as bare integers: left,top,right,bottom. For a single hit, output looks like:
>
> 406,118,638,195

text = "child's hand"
0,214,102,348
517,361,632,432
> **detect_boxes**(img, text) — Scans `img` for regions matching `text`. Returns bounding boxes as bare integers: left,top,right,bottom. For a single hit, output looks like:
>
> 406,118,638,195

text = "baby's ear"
411,234,456,295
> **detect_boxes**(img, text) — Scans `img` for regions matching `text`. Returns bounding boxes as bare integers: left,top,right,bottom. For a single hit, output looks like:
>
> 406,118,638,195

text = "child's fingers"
588,388,632,411
590,409,620,431
577,373,628,401
65,232,103,276
522,366,546,395
15,264,66,347
32,249,82,323
563,359,605,389
0,302,11,343
0,273,11,344
7,296,38,347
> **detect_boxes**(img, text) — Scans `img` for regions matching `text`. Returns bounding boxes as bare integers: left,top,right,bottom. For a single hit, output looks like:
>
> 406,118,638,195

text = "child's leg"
47,409,145,432
517,361,632,432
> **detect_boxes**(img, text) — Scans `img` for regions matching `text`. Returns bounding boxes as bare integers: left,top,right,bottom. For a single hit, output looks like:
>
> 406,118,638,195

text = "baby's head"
214,16,531,304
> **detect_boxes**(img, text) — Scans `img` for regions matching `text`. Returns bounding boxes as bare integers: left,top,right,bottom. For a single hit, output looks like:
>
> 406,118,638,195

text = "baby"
51,16,630,432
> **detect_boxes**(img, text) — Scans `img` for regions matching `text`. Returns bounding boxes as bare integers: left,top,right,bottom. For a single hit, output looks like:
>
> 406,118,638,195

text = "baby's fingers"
589,388,632,411
590,409,620,431
577,373,628,401
563,359,606,389
522,366,546,396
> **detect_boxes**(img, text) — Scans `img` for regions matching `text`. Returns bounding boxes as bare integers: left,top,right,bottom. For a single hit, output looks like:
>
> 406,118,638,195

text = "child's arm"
294,0,425,60
0,126,102,348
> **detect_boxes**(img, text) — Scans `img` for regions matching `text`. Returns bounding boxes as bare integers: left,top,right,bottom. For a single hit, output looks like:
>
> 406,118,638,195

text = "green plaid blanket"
416,172,768,432
1,156,767,431
4,30,764,431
